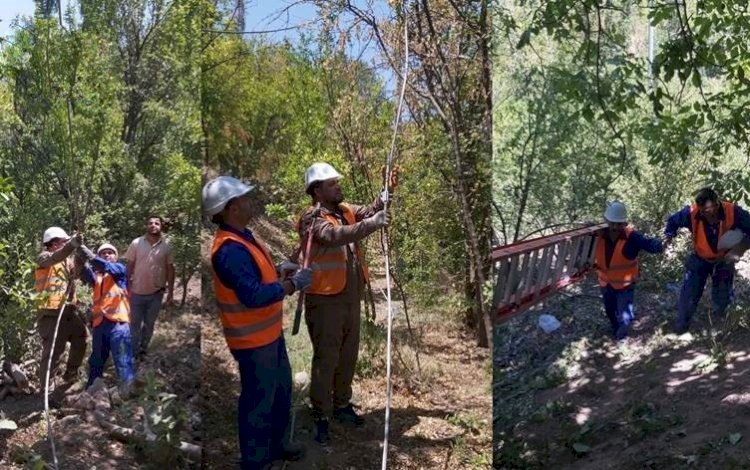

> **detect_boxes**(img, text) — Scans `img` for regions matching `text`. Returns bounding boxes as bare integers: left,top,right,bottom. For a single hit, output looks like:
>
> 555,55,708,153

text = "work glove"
276,260,300,277
69,232,83,248
290,267,313,292
370,210,390,229
78,244,96,261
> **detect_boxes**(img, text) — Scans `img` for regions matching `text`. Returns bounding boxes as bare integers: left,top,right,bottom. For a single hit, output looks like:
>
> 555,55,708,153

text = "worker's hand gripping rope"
44,277,76,470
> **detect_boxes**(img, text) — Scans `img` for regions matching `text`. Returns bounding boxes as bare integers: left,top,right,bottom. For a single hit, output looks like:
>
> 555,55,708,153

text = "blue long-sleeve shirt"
602,229,663,265
80,257,129,291
211,224,285,309
664,204,750,252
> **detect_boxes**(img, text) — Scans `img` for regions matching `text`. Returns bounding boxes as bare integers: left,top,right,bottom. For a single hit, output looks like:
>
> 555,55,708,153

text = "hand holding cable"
68,232,83,248
370,210,391,229
290,267,313,292
276,260,300,278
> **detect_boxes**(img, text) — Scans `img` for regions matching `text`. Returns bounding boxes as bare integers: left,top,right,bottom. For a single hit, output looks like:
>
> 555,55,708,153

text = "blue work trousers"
601,285,635,340
675,253,735,333
231,335,292,470
87,319,135,388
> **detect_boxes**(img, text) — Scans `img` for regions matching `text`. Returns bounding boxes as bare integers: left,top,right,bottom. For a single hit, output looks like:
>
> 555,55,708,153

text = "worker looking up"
203,175,312,470
34,227,87,388
297,162,396,445
77,242,135,396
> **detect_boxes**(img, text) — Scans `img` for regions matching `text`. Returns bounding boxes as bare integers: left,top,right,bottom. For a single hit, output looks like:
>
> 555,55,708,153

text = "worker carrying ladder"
492,223,607,323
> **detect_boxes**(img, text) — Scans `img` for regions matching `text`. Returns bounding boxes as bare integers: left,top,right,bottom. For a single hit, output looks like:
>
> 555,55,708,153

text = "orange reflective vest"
92,272,130,328
691,201,735,261
300,204,370,296
595,227,639,290
34,261,74,310
211,229,283,350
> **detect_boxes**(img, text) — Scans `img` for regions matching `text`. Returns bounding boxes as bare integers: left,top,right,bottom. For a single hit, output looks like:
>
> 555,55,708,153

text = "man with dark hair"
297,162,395,445
125,215,175,358
664,187,750,333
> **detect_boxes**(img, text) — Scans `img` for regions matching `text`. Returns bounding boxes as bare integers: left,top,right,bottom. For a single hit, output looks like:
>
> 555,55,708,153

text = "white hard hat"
202,176,254,217
42,226,70,244
718,229,745,251
305,163,342,191
604,201,627,223
96,243,118,258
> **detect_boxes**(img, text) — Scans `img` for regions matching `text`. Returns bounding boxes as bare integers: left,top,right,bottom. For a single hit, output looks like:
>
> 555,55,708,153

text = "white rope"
44,282,72,470
381,2,409,469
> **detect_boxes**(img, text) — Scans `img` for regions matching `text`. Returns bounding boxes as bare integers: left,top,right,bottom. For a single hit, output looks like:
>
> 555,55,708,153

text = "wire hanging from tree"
381,1,409,468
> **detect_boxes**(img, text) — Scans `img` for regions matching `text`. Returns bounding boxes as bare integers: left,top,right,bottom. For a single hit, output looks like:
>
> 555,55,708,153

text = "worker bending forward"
594,202,663,341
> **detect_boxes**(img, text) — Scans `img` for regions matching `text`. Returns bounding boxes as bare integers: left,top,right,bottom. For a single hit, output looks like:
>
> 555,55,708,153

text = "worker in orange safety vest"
664,187,750,333
594,201,663,341
296,162,396,445
34,227,87,387
203,175,313,470
77,242,135,396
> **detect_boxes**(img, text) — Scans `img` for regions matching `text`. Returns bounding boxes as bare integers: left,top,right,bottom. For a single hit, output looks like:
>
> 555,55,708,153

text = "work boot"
280,442,305,461
333,403,365,427
314,417,330,446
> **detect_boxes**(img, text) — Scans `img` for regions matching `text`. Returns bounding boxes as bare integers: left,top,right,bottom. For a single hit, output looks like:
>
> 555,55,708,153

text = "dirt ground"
200,216,492,469
495,255,750,469
0,275,201,469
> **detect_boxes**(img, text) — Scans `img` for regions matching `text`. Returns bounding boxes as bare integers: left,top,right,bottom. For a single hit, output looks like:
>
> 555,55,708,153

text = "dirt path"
0,275,201,469
201,297,491,469
495,257,750,469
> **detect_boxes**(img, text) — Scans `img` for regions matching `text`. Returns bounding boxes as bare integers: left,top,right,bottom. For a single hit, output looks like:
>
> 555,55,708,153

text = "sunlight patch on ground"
574,406,591,425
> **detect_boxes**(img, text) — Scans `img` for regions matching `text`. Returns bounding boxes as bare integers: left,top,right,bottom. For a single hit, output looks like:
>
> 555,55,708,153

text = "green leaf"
691,70,702,88
729,432,742,445
517,30,532,49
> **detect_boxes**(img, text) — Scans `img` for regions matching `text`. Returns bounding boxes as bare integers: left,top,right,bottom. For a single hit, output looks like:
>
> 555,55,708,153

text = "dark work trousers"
675,253,734,333
37,305,87,384
600,285,635,340
231,335,292,470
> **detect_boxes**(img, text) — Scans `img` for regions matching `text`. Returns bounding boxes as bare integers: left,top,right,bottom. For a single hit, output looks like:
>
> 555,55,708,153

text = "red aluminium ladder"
492,224,608,323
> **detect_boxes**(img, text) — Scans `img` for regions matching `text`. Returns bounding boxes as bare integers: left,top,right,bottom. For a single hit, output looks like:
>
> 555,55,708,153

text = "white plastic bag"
538,313,561,333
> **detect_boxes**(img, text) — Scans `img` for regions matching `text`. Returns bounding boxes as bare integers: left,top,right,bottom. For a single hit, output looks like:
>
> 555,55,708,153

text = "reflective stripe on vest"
34,262,71,310
301,203,370,296
595,227,639,290
92,272,130,328
210,229,283,350
691,201,735,261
